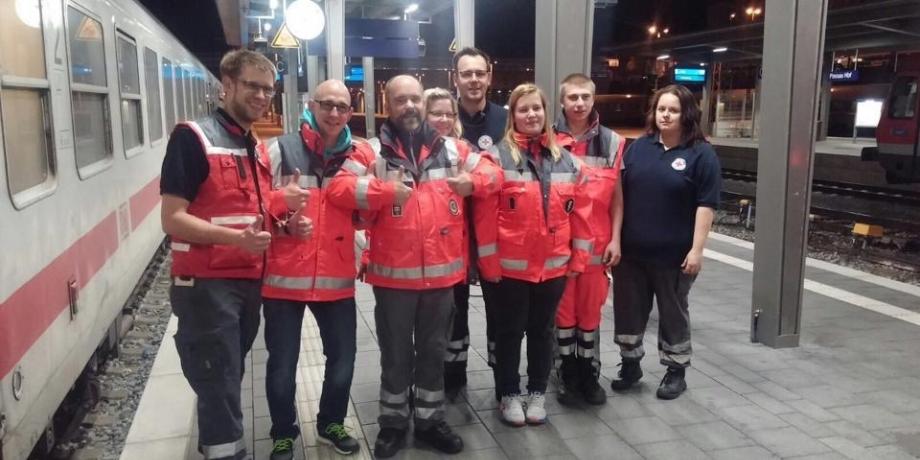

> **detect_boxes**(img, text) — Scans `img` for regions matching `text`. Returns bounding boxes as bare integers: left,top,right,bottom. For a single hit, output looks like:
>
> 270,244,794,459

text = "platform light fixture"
404,3,419,14
648,25,657,35
269,0,278,10
264,22,272,32
657,54,670,60
286,0,325,40
713,47,728,53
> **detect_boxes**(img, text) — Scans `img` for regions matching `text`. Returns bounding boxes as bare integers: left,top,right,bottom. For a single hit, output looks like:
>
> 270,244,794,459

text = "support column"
534,0,594,122
283,47,300,133
306,55,320,94
751,0,828,348
454,0,475,48
700,65,714,136
363,56,376,138
324,0,345,81
817,53,833,141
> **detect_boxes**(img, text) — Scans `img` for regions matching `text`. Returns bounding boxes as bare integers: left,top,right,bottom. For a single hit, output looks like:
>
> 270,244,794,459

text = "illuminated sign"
829,70,859,82
674,68,706,83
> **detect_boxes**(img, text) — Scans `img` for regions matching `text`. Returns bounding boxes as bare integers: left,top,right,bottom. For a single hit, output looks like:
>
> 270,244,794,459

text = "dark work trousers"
170,278,262,460
374,286,454,431
494,276,567,397
262,297,357,440
612,258,696,368
444,282,471,389
480,280,501,400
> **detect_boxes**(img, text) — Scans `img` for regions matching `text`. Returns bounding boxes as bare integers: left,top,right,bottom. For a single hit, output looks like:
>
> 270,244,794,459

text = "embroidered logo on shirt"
671,158,687,171
449,199,460,215
478,135,494,150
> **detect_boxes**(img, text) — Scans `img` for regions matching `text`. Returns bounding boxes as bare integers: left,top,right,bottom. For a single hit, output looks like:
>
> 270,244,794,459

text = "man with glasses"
160,49,309,460
260,79,371,459
447,47,508,401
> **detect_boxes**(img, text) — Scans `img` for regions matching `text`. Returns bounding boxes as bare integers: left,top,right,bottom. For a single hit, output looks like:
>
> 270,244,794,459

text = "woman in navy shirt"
606,84,721,400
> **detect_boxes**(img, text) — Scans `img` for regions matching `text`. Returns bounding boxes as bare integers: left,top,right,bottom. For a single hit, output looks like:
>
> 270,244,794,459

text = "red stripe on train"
0,176,162,379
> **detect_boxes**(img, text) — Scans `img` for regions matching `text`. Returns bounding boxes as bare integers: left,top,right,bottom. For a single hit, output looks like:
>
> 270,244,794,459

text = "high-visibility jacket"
170,114,285,279
326,121,499,290
474,137,593,283
261,123,372,302
554,113,625,273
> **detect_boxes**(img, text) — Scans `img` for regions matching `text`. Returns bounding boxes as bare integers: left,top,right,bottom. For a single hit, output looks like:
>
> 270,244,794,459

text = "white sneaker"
500,395,526,426
525,392,547,425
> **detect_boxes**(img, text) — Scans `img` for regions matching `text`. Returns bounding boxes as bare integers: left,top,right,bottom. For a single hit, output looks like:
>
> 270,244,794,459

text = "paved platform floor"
123,233,920,459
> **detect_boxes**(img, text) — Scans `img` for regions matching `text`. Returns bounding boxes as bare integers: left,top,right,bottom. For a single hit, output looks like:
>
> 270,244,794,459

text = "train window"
67,6,112,177
177,66,187,121
888,76,917,119
162,58,176,132
116,33,143,153
143,47,163,142
0,0,56,208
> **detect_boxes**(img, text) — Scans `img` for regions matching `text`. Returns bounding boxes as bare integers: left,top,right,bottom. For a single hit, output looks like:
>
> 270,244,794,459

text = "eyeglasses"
313,99,352,113
428,111,456,120
457,70,489,80
236,79,276,97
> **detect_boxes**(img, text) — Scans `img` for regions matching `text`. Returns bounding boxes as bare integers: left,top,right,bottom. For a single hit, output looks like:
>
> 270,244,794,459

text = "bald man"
260,79,370,459
328,75,499,458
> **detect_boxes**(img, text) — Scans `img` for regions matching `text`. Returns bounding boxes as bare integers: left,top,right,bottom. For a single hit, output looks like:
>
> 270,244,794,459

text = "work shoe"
414,420,464,454
610,360,643,391
317,422,360,455
373,427,406,459
557,356,582,406
656,367,688,400
524,392,547,425
499,394,526,426
269,437,295,460
577,356,607,405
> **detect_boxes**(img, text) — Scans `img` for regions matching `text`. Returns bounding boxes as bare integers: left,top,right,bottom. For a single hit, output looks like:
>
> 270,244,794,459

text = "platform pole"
454,0,475,49
751,0,828,348
283,47,299,133
363,56,376,138
325,0,345,81
534,0,594,123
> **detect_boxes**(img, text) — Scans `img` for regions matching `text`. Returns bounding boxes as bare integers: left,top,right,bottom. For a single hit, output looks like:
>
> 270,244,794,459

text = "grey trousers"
373,286,454,430
612,258,696,368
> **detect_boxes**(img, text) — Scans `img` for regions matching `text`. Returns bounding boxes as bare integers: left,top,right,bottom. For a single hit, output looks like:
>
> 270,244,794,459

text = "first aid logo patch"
671,158,687,171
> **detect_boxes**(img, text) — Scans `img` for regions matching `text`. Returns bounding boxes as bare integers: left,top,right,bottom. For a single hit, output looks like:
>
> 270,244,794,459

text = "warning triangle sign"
76,16,103,41
271,23,300,49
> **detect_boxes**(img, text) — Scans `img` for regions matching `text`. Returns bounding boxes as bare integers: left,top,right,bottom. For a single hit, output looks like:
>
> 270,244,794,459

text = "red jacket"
170,115,285,279
326,121,499,290
474,136,593,283
555,113,625,273
262,123,372,301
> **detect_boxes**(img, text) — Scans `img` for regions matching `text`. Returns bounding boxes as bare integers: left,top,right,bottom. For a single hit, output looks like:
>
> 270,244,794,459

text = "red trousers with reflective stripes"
555,271,609,330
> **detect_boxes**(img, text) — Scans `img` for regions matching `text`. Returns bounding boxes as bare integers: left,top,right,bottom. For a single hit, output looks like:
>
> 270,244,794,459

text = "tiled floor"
168,233,920,459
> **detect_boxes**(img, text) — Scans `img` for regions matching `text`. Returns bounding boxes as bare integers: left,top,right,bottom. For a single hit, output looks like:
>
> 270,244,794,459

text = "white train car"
0,0,219,458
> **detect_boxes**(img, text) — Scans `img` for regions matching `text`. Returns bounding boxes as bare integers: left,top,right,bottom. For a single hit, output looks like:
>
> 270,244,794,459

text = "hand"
566,270,580,278
392,166,412,206
681,249,703,275
283,168,310,211
237,215,271,253
603,239,621,268
356,263,368,281
286,205,313,239
446,172,474,197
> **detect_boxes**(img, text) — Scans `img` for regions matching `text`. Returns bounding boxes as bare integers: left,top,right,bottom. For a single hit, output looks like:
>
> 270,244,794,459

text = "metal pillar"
700,66,714,136
454,0,475,48
817,53,833,141
534,0,594,122
325,0,345,81
283,47,300,133
751,0,828,348
363,56,376,138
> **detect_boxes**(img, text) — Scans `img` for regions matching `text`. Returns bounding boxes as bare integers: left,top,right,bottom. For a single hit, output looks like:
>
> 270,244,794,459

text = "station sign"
674,68,706,83
829,69,859,82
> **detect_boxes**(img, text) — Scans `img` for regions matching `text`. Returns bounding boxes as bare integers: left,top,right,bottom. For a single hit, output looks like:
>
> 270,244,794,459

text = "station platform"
120,232,920,460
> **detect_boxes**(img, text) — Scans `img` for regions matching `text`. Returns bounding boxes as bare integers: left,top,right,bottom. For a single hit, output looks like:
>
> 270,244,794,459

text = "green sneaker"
269,437,295,460
317,422,360,455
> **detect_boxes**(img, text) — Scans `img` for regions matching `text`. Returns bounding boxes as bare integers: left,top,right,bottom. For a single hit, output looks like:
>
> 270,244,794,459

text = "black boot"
609,360,643,391
578,357,607,405
656,367,687,400
414,420,464,454
373,427,406,458
444,362,467,402
557,354,581,405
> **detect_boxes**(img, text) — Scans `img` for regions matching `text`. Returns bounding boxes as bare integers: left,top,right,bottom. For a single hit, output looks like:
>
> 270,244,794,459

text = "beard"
396,108,421,133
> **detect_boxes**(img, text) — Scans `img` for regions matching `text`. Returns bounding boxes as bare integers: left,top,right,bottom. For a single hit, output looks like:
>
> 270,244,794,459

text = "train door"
877,73,919,183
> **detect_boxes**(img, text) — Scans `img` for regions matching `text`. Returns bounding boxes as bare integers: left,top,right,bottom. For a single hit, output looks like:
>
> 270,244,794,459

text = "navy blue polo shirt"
620,134,721,267
459,100,507,151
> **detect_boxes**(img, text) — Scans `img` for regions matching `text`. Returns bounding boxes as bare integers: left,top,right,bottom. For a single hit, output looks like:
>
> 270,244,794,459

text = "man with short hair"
328,75,498,458
446,46,508,400
260,79,369,459
553,73,625,406
160,49,309,460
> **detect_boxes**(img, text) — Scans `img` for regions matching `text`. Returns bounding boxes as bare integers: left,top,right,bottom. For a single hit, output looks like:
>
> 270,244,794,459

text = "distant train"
874,57,920,183
0,1,217,458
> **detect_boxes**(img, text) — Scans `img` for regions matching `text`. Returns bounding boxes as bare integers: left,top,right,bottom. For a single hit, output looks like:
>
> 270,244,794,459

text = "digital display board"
674,68,706,83
345,65,365,82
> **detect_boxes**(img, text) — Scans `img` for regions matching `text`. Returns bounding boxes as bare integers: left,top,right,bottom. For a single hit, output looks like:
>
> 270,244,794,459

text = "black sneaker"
414,420,464,454
374,427,406,458
580,377,607,405
656,367,687,400
317,422,360,455
557,356,582,406
610,360,643,391
269,437,295,460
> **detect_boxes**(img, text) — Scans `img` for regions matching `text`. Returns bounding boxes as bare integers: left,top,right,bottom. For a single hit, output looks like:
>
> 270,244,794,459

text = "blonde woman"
473,83,593,426
423,88,463,138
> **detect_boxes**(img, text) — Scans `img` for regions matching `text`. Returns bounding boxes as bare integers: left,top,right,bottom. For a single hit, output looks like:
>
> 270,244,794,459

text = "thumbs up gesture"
286,203,314,239
446,171,474,197
283,168,310,210
391,166,412,206
238,215,272,253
